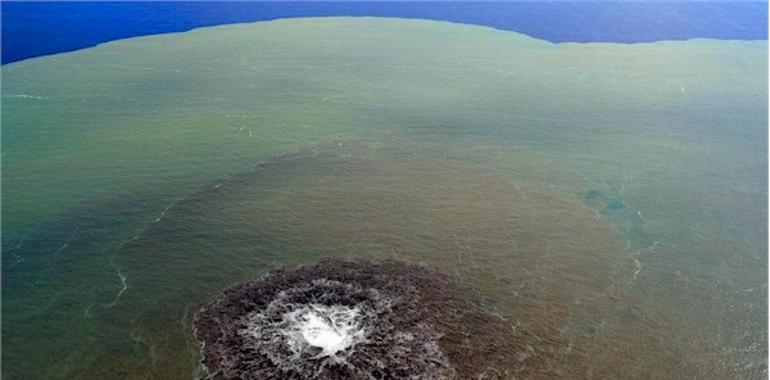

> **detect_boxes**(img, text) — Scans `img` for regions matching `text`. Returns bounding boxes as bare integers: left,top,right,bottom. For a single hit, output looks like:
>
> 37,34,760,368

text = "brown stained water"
195,259,528,379
93,144,730,378
2,18,766,379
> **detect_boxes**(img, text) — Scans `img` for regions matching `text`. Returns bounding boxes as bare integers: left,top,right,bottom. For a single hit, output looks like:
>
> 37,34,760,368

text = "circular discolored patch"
194,259,534,379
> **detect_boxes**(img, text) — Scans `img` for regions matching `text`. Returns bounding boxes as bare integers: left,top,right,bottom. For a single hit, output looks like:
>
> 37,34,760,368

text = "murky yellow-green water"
2,18,767,379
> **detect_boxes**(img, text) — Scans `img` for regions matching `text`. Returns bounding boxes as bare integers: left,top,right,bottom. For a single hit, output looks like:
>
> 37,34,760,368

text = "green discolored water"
2,18,767,379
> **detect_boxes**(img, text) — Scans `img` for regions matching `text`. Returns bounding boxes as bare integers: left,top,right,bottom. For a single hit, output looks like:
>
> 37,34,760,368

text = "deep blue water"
2,1,767,64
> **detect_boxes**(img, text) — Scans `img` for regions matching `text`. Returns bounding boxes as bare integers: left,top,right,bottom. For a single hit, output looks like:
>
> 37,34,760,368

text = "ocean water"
2,1,767,64
1,12,767,380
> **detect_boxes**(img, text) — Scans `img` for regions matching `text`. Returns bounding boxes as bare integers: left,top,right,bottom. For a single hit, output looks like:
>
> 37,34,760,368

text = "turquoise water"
2,18,767,378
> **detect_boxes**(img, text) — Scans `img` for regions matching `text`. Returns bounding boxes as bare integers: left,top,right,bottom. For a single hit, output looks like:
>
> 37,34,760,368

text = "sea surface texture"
2,16,767,379
2,1,767,64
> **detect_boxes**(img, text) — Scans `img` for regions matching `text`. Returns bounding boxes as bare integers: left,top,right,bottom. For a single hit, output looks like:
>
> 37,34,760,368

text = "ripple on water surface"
195,260,531,379
89,144,733,379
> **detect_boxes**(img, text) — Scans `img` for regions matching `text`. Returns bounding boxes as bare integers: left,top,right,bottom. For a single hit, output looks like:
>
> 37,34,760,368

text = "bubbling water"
282,304,365,359
194,260,534,379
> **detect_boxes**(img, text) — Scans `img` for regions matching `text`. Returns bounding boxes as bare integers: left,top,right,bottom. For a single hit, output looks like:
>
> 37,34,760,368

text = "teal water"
2,18,767,379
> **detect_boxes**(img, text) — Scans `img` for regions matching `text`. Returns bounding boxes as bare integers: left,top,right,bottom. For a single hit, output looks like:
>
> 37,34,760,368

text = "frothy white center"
282,304,366,359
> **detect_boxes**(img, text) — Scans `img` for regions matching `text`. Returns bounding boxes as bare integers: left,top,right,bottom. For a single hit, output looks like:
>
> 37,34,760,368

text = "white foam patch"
230,277,455,378
281,304,366,360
